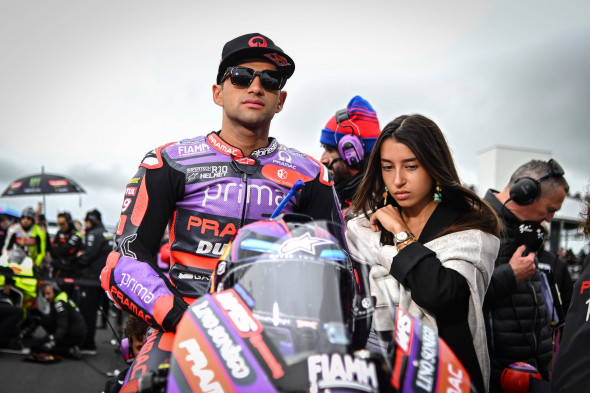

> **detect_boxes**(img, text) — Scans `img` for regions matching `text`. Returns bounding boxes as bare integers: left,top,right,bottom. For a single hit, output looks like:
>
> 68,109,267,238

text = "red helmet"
501,362,542,393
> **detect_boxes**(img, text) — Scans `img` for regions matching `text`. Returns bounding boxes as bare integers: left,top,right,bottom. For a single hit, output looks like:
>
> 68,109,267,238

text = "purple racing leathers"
101,131,344,332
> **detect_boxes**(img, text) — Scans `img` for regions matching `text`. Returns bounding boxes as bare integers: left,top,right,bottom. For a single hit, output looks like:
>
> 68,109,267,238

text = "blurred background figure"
0,274,25,350
49,212,84,294
104,314,149,393
551,191,590,392
2,207,47,270
0,214,11,253
77,209,112,355
31,282,86,359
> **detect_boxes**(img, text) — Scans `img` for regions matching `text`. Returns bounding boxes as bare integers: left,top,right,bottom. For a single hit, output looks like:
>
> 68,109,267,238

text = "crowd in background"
0,205,134,359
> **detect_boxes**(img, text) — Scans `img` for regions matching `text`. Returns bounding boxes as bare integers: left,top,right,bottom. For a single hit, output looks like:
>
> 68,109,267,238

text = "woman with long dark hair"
346,114,500,393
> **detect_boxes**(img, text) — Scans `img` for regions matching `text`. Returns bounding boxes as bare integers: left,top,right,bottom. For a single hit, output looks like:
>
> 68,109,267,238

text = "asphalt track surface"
0,317,128,393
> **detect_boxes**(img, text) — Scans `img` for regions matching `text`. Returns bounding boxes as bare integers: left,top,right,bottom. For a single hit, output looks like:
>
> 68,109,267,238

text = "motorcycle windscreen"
223,258,355,364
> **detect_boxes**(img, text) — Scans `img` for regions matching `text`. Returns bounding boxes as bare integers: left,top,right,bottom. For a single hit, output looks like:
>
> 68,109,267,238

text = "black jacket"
49,292,87,341
389,204,484,393
483,190,553,386
78,224,111,282
551,254,590,393
50,228,84,277
537,248,573,319
334,170,364,212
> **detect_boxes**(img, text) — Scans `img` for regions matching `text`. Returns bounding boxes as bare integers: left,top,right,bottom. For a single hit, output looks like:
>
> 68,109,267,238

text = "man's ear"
275,90,287,113
212,84,223,107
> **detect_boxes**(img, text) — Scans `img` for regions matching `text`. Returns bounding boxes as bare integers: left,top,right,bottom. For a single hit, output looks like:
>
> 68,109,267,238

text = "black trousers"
0,302,23,344
80,285,103,349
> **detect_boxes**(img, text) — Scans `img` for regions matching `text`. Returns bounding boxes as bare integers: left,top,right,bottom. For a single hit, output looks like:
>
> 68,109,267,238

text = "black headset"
509,159,565,205
334,108,365,170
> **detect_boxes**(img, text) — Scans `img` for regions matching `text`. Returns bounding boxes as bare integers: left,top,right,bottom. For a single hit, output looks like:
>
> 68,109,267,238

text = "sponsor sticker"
213,291,262,337
191,300,255,385
307,353,378,392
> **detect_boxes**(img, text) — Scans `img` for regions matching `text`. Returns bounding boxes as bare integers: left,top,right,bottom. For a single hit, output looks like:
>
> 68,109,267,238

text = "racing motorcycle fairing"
389,307,471,393
165,217,474,393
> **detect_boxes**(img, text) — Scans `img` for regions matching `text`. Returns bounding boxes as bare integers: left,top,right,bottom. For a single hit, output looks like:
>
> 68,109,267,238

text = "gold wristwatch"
394,231,416,251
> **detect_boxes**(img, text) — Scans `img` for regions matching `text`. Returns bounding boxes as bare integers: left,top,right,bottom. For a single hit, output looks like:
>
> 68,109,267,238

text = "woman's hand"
369,205,409,234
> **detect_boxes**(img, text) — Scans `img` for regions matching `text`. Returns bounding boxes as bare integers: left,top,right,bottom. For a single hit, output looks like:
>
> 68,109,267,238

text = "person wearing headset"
319,95,381,217
482,159,569,392
31,282,87,359
77,209,111,355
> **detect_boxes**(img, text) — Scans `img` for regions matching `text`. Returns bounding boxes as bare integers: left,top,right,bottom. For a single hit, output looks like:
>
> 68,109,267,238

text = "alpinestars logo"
278,233,333,256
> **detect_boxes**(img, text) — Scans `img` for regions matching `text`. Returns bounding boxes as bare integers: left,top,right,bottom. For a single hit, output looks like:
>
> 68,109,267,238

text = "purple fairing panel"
176,296,280,393
165,376,181,393
113,256,176,315
401,320,440,393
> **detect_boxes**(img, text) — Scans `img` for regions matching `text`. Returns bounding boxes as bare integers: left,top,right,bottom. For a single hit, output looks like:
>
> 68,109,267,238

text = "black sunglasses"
222,66,286,91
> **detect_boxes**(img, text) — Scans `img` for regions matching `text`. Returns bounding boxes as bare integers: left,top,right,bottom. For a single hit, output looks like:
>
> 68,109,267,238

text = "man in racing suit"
1,207,45,306
3,207,47,269
101,33,344,391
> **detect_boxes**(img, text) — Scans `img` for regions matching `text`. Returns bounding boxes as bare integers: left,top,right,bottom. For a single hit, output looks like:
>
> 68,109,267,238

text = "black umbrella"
1,167,86,213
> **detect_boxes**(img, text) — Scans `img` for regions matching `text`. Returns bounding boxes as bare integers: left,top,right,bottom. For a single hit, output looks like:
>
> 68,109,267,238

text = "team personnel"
31,282,87,359
78,209,112,354
50,212,83,280
319,95,380,215
3,207,47,268
101,32,344,391
483,159,569,391
551,193,590,393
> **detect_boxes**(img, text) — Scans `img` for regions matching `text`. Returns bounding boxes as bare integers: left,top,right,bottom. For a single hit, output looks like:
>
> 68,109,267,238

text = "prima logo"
120,273,155,304
201,183,284,207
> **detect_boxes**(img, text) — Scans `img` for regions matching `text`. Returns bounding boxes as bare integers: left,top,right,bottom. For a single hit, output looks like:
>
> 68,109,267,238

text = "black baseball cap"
216,33,295,84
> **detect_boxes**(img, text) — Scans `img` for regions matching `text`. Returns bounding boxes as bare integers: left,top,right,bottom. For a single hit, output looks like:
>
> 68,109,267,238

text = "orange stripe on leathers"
153,294,174,327
170,249,219,270
100,251,120,292
131,177,148,226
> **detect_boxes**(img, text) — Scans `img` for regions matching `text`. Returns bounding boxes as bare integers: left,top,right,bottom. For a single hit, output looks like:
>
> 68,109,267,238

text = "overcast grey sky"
1,0,589,227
